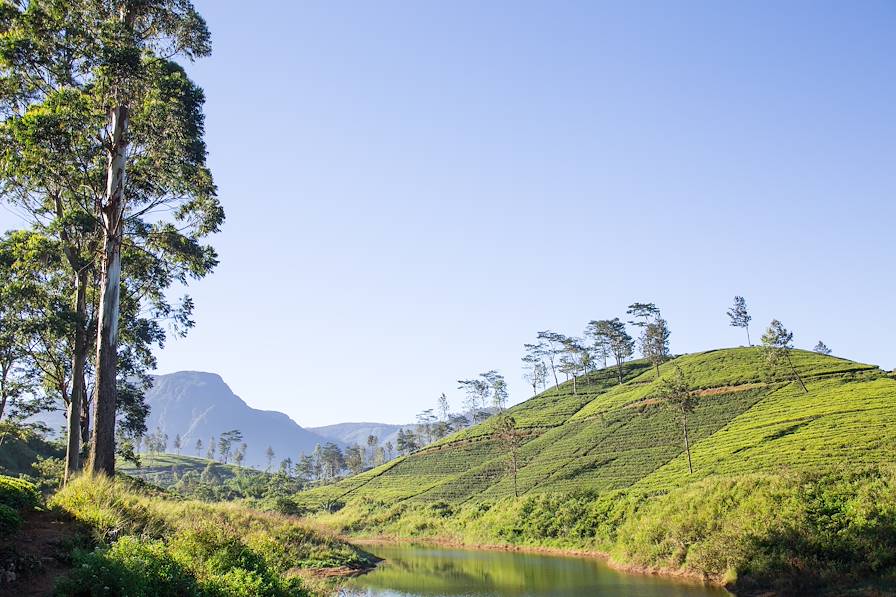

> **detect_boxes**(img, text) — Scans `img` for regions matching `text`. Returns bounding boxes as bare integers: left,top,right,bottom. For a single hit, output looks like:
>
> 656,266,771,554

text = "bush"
0,474,40,510
54,537,202,596
0,502,22,537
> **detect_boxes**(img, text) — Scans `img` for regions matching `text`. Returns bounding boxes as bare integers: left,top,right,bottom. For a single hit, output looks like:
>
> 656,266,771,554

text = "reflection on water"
337,543,731,597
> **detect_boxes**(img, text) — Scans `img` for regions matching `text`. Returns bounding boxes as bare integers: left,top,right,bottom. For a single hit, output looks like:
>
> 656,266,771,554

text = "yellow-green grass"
51,475,376,596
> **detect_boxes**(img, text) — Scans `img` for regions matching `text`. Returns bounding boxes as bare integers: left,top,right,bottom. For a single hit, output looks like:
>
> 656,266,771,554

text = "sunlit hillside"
297,347,893,507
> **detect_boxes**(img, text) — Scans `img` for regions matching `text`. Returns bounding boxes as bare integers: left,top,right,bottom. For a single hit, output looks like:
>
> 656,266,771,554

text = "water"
337,543,731,597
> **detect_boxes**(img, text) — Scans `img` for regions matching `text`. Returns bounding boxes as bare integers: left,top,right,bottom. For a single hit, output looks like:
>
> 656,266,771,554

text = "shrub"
0,502,22,537
54,537,201,596
0,474,40,510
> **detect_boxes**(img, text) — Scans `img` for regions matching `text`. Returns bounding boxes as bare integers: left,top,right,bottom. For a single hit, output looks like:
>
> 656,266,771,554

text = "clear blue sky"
4,1,895,426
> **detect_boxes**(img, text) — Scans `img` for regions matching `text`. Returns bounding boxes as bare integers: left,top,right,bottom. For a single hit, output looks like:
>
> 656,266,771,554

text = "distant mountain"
142,371,335,469
309,422,411,449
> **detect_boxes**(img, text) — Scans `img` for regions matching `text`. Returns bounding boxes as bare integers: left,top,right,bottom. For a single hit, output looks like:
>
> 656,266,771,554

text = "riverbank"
349,536,726,590
309,466,896,596
2,474,377,596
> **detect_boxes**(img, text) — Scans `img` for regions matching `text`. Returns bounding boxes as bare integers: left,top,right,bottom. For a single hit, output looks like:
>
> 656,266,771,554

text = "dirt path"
1,509,84,596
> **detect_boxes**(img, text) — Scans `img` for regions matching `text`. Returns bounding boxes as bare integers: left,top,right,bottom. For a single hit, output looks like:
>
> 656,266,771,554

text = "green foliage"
0,421,65,477
301,347,896,593
51,474,375,595
0,502,22,537
0,474,39,510
55,537,204,597
31,455,64,493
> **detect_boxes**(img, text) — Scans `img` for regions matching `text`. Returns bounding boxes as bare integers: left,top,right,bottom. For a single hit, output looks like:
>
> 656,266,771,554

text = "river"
336,543,731,596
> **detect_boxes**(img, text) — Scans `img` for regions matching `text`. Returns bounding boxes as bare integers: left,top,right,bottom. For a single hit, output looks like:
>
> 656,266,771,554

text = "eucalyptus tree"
366,434,378,467
458,377,490,423
727,296,752,346
416,409,437,444
591,318,634,384
0,233,50,421
521,344,547,396
482,370,508,411
494,415,522,498
641,318,671,378
536,331,564,387
438,393,451,422
344,444,364,475
813,341,832,356
627,302,660,329
0,0,223,476
657,366,697,474
584,321,611,368
558,337,587,394
761,319,808,393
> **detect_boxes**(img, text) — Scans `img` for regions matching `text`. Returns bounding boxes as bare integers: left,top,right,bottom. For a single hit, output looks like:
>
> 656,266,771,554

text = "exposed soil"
1,509,85,596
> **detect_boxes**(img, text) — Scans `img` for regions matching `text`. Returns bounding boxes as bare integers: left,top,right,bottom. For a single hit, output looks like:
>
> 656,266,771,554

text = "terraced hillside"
297,347,894,508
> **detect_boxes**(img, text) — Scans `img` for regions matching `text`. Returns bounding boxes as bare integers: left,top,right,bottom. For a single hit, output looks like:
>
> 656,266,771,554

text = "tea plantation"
297,347,893,507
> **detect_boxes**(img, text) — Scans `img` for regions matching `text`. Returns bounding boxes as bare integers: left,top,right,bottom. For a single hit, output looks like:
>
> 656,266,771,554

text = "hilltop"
298,347,896,594
298,347,893,505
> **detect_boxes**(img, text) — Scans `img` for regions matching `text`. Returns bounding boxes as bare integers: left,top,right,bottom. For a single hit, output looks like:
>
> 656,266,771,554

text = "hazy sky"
3,1,894,426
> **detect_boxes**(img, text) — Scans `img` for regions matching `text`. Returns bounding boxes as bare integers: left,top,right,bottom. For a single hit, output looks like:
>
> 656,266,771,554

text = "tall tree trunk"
616,359,624,384
746,327,751,347
682,413,693,474
785,351,808,393
64,270,88,483
548,359,559,388
88,105,128,476
0,365,8,420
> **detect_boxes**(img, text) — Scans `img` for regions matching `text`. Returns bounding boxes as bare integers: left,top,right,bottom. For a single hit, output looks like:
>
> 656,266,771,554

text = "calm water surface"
337,543,731,597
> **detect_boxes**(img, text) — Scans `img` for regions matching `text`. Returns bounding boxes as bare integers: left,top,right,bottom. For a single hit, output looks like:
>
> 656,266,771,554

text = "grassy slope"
297,348,896,594
49,474,376,596
298,347,892,508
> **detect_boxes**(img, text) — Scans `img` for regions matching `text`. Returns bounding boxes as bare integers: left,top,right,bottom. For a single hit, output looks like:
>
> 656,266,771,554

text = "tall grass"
51,475,375,596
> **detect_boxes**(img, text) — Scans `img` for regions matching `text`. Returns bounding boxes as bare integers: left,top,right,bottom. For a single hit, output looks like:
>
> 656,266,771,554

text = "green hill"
298,347,892,506
298,347,896,594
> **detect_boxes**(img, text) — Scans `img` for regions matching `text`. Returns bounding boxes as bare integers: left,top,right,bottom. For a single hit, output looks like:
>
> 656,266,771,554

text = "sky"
3,1,895,426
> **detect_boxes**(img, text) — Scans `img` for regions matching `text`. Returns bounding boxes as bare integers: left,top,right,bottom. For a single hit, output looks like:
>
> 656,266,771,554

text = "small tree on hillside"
657,366,697,474
458,377,491,423
814,341,832,356
522,344,548,396
483,370,508,411
627,302,661,329
592,319,634,384
234,444,245,470
345,444,364,475
195,438,203,458
761,320,808,393
494,415,522,498
207,436,216,461
366,435,378,467
559,337,587,394
438,393,451,422
174,434,182,455
265,446,275,471
727,296,752,346
584,321,612,369
642,318,671,378
536,331,565,387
